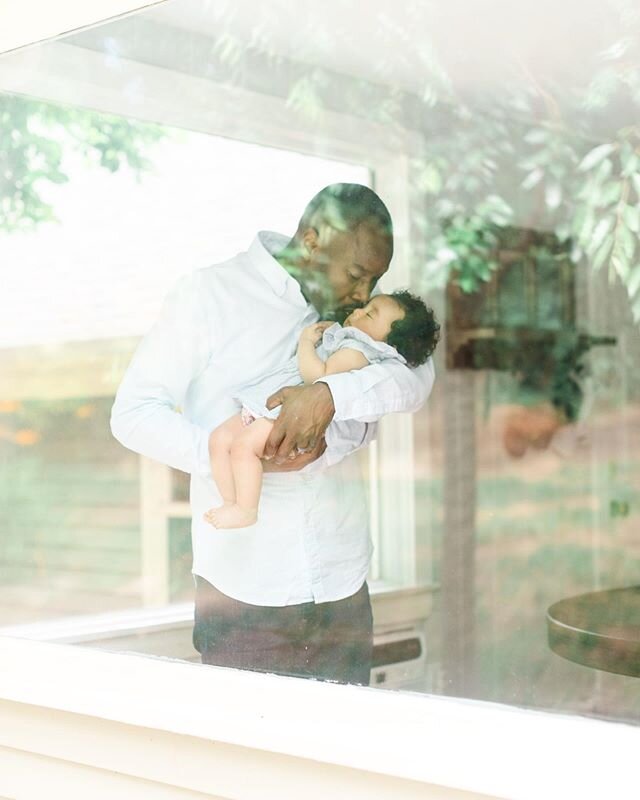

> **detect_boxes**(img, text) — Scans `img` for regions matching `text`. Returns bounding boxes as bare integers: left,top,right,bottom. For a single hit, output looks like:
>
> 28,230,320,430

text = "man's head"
282,183,394,314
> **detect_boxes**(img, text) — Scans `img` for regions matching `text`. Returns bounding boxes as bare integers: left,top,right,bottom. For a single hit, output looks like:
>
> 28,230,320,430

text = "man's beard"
323,303,363,325
293,271,364,323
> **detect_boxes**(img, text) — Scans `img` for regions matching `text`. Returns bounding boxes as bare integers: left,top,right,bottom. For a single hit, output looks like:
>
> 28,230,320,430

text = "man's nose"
351,284,370,303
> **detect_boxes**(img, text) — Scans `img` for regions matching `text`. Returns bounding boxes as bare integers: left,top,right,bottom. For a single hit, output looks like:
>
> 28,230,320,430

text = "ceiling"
144,0,629,98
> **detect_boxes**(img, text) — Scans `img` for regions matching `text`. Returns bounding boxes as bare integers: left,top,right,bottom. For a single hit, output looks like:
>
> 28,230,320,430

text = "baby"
203,290,439,529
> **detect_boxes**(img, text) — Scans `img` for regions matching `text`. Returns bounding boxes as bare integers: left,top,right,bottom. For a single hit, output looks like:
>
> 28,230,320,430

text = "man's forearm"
110,393,211,478
319,358,435,423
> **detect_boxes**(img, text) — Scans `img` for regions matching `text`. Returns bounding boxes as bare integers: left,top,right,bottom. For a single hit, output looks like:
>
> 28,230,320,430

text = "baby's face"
343,295,404,341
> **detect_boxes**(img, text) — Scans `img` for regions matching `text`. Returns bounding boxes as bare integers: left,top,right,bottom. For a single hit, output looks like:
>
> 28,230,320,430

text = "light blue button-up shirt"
110,232,435,605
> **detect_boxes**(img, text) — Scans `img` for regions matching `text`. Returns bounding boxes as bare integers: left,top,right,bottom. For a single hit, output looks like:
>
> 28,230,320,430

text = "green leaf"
623,204,640,233
578,143,616,172
524,128,548,145
577,207,596,244
621,144,639,177
627,265,640,299
457,273,477,293
594,158,614,184
619,224,636,261
592,234,613,271
545,182,562,210
596,180,622,207
521,168,543,190
588,216,614,254
611,253,630,280
417,164,443,194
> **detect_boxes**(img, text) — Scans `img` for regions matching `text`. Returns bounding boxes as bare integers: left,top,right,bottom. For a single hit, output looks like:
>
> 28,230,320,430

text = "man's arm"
110,272,213,477
319,358,435,423
263,358,435,464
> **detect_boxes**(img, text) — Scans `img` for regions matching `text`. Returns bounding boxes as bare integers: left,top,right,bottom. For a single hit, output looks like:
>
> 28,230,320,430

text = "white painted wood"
0,0,167,55
0,586,435,641
0,700,489,800
0,743,222,800
140,456,172,606
375,148,420,586
0,42,397,169
0,636,639,800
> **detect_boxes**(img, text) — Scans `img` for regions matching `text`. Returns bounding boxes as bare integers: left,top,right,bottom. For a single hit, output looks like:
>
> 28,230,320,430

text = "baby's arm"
297,323,368,382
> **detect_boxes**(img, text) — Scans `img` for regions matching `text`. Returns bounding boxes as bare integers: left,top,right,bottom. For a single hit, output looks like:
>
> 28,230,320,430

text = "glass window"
1,0,640,724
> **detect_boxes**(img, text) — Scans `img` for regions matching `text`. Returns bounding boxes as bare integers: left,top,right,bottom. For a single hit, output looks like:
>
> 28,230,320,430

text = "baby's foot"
209,504,257,530
203,500,234,527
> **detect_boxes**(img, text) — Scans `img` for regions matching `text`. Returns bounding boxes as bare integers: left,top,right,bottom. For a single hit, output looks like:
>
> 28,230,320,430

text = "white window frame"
0,0,165,55
1,633,639,800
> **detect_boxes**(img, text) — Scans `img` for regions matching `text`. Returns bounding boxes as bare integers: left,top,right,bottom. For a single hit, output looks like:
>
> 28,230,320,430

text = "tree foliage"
0,93,165,232
405,11,640,322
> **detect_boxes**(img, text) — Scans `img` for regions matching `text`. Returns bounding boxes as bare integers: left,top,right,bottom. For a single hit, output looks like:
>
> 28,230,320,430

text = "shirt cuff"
316,370,386,422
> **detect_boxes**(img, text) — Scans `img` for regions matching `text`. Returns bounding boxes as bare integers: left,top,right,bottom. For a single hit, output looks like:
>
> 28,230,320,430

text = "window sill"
0,634,638,800
0,583,438,664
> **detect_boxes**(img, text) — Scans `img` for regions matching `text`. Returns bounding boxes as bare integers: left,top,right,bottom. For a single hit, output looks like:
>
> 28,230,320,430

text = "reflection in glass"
1,0,639,721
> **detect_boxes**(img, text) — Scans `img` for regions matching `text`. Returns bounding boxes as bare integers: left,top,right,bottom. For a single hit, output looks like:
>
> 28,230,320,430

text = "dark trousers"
192,576,373,685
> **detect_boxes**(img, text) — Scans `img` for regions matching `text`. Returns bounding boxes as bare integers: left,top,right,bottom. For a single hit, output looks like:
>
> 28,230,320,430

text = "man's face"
302,221,392,314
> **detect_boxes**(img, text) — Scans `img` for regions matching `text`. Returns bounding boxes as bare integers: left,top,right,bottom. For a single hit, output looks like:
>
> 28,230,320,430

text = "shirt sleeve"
110,272,213,478
300,419,377,474
318,357,436,423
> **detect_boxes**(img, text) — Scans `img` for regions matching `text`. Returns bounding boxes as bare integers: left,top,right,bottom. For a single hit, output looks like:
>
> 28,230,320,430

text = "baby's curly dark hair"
386,290,440,367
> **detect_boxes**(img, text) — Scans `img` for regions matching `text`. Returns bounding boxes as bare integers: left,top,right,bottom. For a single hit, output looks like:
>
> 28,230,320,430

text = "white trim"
0,698,480,800
0,585,435,645
1,635,639,800
375,150,420,585
0,0,167,56
140,456,172,606
0,42,398,168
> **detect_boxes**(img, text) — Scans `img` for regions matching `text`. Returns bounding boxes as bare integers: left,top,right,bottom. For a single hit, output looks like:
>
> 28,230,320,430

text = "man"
110,183,434,685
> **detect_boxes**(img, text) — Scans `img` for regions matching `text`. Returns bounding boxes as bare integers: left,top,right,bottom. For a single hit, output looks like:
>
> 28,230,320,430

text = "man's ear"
300,227,319,258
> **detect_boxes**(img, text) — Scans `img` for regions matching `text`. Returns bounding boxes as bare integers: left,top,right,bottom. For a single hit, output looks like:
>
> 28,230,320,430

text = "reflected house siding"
0,398,142,624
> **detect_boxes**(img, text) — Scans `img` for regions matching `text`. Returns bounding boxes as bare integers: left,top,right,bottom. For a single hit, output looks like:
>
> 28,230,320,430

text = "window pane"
1,0,639,722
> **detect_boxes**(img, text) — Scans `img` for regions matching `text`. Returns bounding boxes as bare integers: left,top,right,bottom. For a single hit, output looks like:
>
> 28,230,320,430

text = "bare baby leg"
205,417,273,530
207,413,246,506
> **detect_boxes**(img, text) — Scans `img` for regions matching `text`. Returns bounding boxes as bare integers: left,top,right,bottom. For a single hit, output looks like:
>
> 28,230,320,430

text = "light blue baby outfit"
236,322,406,420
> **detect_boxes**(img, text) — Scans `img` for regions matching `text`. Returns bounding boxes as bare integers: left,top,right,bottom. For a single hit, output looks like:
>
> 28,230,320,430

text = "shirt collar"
247,231,296,298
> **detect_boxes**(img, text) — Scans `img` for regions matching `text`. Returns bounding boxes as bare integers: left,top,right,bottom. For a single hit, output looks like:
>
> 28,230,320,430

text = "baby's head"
343,290,440,366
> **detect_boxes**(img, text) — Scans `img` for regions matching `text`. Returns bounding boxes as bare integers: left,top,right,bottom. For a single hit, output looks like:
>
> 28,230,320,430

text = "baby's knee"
209,425,233,455
229,438,254,459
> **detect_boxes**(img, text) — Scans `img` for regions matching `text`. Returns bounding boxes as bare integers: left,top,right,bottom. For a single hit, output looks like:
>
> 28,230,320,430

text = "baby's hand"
299,321,333,346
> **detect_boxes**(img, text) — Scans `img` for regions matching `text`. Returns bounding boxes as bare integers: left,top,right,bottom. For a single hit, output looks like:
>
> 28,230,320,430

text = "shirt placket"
300,473,325,602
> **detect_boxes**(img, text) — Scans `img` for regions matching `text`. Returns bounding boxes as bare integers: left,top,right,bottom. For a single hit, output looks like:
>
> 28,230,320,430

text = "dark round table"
547,586,640,677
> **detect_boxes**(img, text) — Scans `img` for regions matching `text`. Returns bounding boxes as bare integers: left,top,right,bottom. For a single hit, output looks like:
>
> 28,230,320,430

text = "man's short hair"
298,183,393,246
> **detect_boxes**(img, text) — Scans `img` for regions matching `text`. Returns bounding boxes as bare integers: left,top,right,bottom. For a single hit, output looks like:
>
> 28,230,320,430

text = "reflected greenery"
0,94,165,231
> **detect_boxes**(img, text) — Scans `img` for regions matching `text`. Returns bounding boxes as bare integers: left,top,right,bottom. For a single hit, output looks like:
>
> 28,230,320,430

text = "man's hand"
263,382,335,466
